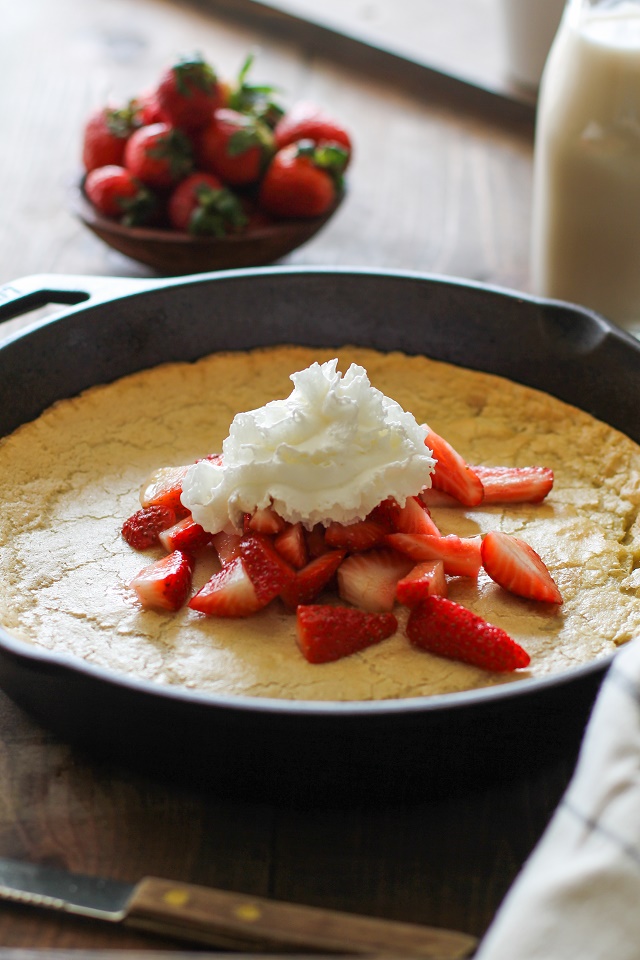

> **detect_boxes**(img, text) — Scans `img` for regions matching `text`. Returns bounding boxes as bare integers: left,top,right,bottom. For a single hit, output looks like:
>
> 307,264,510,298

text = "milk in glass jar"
531,0,640,333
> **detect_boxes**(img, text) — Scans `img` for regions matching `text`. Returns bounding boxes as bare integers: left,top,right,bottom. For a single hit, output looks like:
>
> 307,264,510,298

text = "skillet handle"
0,273,155,325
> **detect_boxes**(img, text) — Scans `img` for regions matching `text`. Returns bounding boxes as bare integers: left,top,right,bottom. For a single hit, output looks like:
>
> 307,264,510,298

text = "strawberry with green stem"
167,172,247,236
274,100,352,162
156,53,222,132
82,102,140,172
259,140,347,218
84,165,157,226
124,122,194,188
197,107,275,185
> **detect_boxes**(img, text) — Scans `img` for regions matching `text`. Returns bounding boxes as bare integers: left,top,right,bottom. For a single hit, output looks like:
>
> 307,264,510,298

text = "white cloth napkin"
476,636,640,960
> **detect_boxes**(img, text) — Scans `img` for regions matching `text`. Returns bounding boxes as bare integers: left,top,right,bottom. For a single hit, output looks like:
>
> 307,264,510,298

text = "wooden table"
0,0,578,952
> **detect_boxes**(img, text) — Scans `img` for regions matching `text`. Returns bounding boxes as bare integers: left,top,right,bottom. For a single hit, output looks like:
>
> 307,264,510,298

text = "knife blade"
0,857,477,957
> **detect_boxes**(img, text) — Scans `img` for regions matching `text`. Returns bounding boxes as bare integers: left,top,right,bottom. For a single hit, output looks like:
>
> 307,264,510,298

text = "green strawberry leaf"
105,101,140,139
118,185,157,227
190,185,248,236
172,53,217,96
148,128,194,178
226,51,285,127
295,139,348,183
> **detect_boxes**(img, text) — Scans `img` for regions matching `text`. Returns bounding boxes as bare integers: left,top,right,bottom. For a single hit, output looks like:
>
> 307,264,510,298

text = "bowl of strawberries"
73,54,350,274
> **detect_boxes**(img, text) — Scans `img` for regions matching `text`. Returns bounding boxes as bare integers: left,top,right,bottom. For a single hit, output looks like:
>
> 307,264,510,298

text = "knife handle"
124,876,477,958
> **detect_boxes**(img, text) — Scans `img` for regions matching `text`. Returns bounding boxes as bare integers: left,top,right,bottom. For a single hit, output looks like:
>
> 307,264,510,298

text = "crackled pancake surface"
1,345,640,701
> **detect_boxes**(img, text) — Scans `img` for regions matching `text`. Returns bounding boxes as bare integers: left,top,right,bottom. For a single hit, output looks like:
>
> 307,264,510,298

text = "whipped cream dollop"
180,359,435,533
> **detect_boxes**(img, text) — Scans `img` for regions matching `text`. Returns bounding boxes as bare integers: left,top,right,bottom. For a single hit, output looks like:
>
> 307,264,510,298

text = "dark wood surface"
0,0,580,953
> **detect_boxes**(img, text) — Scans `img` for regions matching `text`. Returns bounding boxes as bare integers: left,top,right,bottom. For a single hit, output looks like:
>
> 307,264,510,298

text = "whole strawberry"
84,165,157,226
133,89,167,126
197,107,274,185
274,101,352,162
82,102,140,172
124,122,194,188
259,140,346,218
167,172,247,236
156,53,222,132
406,595,531,672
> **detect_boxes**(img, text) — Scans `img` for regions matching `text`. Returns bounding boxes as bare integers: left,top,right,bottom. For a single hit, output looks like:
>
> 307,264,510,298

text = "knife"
0,857,476,957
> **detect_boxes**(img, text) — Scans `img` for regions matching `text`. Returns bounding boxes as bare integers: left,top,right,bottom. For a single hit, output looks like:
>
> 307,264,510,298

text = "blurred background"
0,0,536,314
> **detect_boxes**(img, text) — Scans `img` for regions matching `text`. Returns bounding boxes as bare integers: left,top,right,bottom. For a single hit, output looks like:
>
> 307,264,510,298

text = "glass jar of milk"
531,0,640,333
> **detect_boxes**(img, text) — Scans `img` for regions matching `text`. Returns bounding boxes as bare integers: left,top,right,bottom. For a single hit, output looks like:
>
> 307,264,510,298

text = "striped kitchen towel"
476,635,640,960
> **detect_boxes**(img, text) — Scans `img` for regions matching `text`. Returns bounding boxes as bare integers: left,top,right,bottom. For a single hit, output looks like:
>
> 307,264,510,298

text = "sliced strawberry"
396,560,447,607
305,523,329,558
481,530,563,604
425,429,484,507
337,548,414,612
189,556,263,617
212,530,243,566
158,514,211,553
386,533,482,578
280,550,346,610
274,522,308,569
139,464,190,514
296,604,398,664
130,550,193,612
239,534,296,604
122,504,177,549
325,518,390,552
406,595,530,672
419,488,460,509
394,496,441,536
368,497,401,529
470,465,554,504
247,505,286,535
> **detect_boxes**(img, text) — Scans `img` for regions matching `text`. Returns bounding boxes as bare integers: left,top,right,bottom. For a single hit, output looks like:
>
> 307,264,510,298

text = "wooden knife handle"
124,876,477,958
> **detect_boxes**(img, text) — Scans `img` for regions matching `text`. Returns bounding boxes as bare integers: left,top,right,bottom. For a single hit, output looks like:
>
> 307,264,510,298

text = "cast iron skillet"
0,267,638,804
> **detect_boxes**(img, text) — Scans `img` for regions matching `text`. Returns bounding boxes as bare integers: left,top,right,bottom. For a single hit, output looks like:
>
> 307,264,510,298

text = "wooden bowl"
70,179,343,275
